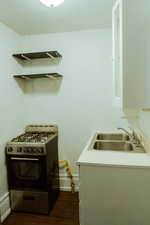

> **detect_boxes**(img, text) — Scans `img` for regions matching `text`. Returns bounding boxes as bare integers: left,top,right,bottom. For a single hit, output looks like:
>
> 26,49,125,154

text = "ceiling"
0,0,114,35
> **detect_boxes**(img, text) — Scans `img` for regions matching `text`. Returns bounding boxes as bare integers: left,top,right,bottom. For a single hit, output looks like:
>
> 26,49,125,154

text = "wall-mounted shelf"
13,51,62,61
14,73,63,80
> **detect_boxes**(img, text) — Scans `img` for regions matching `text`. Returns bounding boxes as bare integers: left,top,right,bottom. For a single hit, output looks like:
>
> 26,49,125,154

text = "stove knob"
38,148,44,154
32,148,36,153
29,148,33,153
28,148,31,153
17,147,22,153
8,147,13,152
24,148,28,153
30,148,34,153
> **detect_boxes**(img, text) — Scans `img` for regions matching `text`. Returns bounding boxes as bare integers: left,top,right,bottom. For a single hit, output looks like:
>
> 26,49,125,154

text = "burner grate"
11,132,54,143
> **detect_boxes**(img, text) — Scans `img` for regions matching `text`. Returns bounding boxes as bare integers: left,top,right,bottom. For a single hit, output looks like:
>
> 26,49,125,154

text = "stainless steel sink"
96,133,129,141
93,141,134,152
90,132,145,153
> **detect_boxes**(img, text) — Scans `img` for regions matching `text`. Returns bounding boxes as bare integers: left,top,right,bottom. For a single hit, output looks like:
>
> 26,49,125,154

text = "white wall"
20,29,128,173
0,23,25,199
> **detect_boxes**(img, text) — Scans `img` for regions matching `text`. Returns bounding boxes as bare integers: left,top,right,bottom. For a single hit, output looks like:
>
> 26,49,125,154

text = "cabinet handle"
11,157,39,161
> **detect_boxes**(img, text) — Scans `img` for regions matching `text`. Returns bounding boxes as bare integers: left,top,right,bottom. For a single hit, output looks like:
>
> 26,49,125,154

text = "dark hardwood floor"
3,192,79,225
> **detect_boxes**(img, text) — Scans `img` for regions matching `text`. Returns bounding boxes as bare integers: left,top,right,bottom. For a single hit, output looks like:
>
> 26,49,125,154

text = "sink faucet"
117,128,132,139
117,127,141,145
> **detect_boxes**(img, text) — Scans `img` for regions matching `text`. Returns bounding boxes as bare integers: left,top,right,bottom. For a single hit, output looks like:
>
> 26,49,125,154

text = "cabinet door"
112,0,123,108
123,0,150,110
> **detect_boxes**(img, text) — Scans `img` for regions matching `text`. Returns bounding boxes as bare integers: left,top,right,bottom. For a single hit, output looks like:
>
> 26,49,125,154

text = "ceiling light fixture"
40,0,64,8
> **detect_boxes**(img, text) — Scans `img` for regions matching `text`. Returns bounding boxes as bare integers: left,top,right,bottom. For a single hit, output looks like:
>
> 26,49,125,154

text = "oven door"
7,156,47,191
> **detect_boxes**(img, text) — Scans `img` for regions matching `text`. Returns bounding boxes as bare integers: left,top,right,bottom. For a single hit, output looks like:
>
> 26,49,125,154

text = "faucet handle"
129,129,141,145
128,126,134,132
131,129,136,139
128,127,136,139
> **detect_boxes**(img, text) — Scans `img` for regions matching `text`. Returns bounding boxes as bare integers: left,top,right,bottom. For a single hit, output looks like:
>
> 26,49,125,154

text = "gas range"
6,124,59,214
6,125,58,155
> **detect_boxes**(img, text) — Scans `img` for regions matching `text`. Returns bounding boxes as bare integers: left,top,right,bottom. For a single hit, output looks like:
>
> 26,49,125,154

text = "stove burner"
11,132,54,143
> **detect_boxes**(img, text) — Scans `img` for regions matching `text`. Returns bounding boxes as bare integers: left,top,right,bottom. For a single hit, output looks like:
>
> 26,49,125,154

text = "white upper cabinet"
113,0,150,110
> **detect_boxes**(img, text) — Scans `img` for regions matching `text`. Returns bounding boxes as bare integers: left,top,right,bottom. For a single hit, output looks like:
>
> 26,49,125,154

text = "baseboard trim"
0,192,11,222
1,208,11,223
0,192,9,204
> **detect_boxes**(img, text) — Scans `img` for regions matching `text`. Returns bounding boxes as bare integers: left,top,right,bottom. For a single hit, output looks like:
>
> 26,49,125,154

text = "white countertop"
77,132,150,168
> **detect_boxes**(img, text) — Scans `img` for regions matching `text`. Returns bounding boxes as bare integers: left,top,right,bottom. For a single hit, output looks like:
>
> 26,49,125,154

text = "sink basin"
96,133,129,141
93,141,134,152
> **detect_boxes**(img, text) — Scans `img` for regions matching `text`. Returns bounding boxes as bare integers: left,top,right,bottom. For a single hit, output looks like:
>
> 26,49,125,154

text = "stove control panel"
23,147,44,154
7,146,46,155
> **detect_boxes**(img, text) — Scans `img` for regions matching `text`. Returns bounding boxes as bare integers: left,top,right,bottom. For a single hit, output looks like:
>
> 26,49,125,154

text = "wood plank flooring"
3,192,79,225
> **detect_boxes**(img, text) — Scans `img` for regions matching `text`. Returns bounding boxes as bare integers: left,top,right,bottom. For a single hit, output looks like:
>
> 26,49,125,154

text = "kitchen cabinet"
77,131,150,225
113,0,150,110
78,163,150,225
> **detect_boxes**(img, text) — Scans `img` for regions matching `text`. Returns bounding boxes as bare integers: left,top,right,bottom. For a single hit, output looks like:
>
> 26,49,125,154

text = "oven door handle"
10,157,39,161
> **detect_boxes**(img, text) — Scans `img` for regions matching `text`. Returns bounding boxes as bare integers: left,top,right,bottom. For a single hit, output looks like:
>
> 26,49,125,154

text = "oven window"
12,160,41,181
